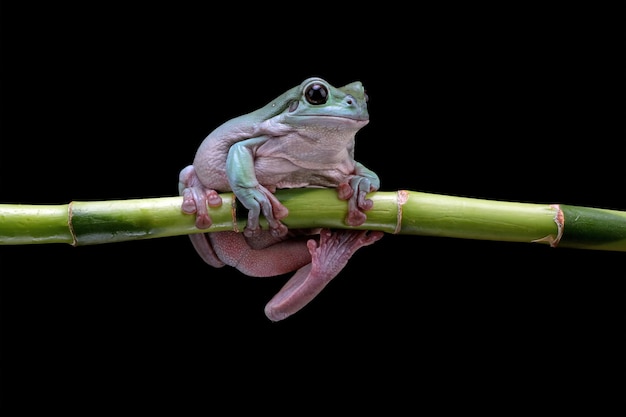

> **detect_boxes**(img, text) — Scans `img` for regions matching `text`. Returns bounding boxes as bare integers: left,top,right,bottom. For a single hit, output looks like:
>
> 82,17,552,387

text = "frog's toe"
336,182,354,200
356,191,374,211
345,209,367,227
195,213,213,229
243,225,262,238
181,189,198,215
206,189,222,208
270,223,288,238
181,186,223,230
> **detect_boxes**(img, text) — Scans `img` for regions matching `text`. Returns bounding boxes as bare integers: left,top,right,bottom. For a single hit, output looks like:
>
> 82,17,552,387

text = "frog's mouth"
292,115,369,127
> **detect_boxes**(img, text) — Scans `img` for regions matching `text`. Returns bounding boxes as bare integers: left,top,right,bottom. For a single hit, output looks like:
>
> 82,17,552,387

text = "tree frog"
178,77,383,321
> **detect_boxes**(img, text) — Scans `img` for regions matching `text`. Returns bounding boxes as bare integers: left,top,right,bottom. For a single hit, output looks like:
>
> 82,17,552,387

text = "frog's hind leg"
264,228,384,322
188,233,225,268
209,231,312,277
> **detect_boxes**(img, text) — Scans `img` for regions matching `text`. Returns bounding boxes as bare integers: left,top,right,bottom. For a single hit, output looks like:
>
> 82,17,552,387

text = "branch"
1,189,625,251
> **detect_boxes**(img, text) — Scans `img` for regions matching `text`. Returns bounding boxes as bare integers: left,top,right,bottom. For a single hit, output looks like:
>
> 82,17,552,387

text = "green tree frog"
178,77,383,321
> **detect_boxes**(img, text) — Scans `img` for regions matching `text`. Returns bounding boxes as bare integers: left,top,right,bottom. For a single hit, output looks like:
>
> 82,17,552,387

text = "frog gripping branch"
178,77,384,322
2,83,626,321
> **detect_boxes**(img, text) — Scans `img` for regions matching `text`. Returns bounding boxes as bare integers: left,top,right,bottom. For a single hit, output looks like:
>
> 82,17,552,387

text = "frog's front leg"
264,228,384,322
227,137,289,237
337,162,381,226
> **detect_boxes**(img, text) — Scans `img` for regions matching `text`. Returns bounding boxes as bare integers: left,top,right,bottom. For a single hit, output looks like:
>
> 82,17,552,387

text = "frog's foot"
337,176,376,226
178,165,223,229
264,228,384,322
237,184,289,238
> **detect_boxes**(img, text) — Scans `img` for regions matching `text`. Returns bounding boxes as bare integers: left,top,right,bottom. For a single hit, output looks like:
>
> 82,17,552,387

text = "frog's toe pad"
181,189,199,214
336,183,354,200
195,214,213,229
357,193,374,211
206,190,222,208
345,210,367,227
270,223,289,238
243,225,262,238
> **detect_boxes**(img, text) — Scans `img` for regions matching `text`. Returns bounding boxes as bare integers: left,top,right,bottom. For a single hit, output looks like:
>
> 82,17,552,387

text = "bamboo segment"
396,192,559,244
559,205,626,251
0,190,625,252
0,205,72,245
69,197,221,245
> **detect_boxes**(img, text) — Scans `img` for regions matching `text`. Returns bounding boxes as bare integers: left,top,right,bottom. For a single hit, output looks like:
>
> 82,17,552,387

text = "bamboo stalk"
0,189,625,251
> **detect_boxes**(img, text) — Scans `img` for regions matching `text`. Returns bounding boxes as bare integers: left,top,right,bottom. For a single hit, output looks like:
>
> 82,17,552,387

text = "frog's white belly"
254,155,355,189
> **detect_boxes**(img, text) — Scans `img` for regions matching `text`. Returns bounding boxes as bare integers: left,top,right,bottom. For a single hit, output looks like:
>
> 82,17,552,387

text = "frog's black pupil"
305,83,328,105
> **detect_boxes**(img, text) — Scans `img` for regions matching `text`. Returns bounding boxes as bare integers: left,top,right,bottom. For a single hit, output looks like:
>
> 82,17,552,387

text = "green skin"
179,77,383,321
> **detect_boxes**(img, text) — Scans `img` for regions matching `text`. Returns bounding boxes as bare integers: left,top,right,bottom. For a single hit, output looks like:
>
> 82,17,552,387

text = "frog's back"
196,83,302,153
191,84,303,190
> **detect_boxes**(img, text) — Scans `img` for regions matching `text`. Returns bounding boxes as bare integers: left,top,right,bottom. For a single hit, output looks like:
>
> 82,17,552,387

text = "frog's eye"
304,83,328,105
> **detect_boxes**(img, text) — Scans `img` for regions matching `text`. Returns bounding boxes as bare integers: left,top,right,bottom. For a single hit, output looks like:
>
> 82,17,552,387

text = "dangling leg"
264,228,384,322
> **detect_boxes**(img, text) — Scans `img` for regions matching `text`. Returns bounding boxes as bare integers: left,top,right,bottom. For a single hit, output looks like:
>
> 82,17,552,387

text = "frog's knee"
178,165,196,190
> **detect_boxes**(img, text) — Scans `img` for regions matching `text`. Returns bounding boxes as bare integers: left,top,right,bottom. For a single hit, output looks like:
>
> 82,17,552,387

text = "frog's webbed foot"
235,184,289,238
264,228,384,322
178,165,223,229
337,175,377,226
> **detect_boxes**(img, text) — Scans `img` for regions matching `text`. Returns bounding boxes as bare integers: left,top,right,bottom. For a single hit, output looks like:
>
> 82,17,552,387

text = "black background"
1,3,625,417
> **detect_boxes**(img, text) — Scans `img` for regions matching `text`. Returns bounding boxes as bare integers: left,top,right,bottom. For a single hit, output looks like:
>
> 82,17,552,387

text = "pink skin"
180,169,382,321
205,228,383,322
179,165,223,230
262,229,383,322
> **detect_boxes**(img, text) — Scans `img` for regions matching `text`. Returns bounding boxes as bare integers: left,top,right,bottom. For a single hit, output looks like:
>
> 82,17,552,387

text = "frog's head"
280,77,369,128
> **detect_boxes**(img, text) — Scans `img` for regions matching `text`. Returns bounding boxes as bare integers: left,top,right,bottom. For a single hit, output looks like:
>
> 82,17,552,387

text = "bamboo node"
550,204,564,247
67,202,78,247
230,196,240,233
531,204,564,247
395,190,409,234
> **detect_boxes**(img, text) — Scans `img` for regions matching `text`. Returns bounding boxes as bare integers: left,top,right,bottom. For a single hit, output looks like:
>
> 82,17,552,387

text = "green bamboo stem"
1,189,625,251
